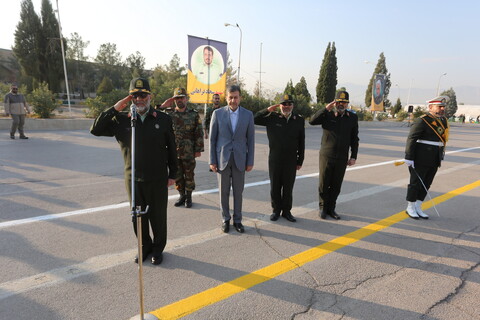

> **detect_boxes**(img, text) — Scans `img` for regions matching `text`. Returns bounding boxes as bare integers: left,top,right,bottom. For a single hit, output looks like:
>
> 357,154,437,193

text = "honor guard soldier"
403,96,449,219
90,78,177,265
254,94,305,222
158,88,204,208
309,90,359,220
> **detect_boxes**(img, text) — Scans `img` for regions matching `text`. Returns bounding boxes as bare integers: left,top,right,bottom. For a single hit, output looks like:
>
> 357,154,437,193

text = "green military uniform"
203,105,220,135
309,104,359,215
254,108,305,216
164,107,204,192
405,113,449,202
90,105,177,256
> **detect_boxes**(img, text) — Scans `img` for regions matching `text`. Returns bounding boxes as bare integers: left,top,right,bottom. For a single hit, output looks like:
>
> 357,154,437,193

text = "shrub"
84,96,108,118
396,110,408,121
376,113,387,121
28,82,59,118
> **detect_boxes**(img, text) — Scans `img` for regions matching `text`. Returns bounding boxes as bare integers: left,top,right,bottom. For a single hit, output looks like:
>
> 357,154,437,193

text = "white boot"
415,200,429,219
406,201,419,219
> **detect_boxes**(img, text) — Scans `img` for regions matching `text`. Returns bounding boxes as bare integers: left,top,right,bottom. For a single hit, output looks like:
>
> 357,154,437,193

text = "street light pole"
55,0,72,116
436,72,447,96
224,22,242,85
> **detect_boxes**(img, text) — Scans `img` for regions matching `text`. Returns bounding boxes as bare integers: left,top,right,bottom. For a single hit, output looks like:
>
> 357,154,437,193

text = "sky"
2,0,480,105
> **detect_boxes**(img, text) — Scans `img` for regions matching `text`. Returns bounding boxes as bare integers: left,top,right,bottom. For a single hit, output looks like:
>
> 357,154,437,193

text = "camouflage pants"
175,158,197,192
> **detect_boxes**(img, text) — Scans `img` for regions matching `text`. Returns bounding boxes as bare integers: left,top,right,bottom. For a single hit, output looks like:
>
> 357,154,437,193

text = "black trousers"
126,179,168,254
406,165,438,202
318,156,347,212
269,158,297,214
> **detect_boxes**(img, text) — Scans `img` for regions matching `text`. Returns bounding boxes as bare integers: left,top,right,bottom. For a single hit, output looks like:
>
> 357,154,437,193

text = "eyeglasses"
282,102,293,106
132,92,149,99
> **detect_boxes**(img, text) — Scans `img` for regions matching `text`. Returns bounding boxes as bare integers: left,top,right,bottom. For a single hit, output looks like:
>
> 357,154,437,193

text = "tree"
150,54,187,103
316,42,337,104
364,52,392,109
40,0,64,92
66,32,89,61
126,51,146,78
440,88,458,118
13,0,65,92
294,77,313,118
96,76,114,94
95,42,124,88
284,79,295,96
13,0,43,86
391,97,402,116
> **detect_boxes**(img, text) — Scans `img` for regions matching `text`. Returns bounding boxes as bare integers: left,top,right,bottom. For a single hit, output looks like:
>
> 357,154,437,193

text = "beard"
136,101,150,115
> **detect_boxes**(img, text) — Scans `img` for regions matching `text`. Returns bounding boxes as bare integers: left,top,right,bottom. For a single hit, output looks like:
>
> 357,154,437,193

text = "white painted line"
1,147,478,229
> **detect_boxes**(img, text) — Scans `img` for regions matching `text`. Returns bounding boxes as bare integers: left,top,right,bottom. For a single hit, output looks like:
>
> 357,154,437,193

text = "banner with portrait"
371,74,385,111
187,35,227,104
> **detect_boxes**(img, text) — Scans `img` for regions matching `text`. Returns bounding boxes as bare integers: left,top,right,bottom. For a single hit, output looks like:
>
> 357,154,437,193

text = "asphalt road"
1,123,479,320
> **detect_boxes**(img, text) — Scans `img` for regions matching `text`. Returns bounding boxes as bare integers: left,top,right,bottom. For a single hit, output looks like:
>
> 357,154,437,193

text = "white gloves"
404,159,415,168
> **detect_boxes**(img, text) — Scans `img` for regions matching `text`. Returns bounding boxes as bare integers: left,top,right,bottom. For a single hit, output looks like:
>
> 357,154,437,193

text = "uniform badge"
155,124,160,129
153,111,157,117
135,79,143,88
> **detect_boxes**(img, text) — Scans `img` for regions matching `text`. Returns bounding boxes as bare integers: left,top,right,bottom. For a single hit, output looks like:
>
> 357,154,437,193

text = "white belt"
417,139,444,147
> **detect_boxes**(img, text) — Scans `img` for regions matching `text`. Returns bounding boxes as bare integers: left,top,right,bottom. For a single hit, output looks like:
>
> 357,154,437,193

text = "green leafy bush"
84,96,108,118
28,82,59,118
396,110,408,121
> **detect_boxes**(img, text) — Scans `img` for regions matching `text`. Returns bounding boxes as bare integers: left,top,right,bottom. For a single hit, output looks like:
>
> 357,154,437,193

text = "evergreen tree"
316,42,337,104
13,0,43,86
13,0,65,92
40,0,64,92
284,79,295,96
95,42,124,88
294,77,312,118
391,97,402,116
364,52,392,109
294,76,311,102
440,88,458,118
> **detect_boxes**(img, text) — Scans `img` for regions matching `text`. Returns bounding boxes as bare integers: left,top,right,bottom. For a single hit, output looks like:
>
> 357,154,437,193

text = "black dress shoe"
320,210,327,219
151,253,163,265
134,247,152,263
10,135,15,139
233,222,244,233
222,221,230,233
328,211,341,220
19,135,29,139
282,212,296,222
270,212,280,221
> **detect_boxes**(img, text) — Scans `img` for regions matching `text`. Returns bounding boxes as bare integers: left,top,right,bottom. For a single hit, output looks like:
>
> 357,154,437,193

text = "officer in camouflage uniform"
158,88,204,208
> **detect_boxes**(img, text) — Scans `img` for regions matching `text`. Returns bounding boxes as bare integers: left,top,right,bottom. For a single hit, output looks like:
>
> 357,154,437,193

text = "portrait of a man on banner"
371,74,385,111
187,35,227,104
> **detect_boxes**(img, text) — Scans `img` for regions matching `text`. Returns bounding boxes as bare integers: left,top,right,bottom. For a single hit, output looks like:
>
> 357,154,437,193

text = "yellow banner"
187,70,226,103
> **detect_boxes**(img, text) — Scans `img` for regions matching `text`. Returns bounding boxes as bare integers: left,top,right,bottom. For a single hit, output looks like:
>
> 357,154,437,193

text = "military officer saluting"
158,88,204,208
254,94,305,222
403,96,450,219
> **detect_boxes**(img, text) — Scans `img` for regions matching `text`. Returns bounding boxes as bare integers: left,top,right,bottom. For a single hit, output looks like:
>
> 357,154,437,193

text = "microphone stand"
130,103,149,320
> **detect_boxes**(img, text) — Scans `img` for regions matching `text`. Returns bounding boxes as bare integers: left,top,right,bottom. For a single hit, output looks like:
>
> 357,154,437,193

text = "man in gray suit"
209,85,255,233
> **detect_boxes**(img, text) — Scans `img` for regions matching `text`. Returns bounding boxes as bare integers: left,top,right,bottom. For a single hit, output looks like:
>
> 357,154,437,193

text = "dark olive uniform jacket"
405,113,448,168
309,108,359,160
90,106,177,182
254,109,305,166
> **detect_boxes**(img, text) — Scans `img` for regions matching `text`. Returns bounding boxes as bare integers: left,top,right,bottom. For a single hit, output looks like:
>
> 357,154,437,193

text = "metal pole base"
129,313,159,320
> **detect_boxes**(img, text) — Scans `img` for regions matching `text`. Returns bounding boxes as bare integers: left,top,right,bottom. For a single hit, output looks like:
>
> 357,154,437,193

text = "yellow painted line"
150,180,480,319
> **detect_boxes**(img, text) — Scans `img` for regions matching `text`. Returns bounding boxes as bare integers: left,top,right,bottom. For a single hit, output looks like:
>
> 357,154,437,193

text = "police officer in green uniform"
403,96,449,219
309,90,359,220
90,78,177,265
158,88,204,208
254,94,305,222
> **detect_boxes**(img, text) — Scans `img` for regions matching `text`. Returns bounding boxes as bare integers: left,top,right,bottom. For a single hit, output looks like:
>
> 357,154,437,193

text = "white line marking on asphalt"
1,147,478,229
0,153,479,300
